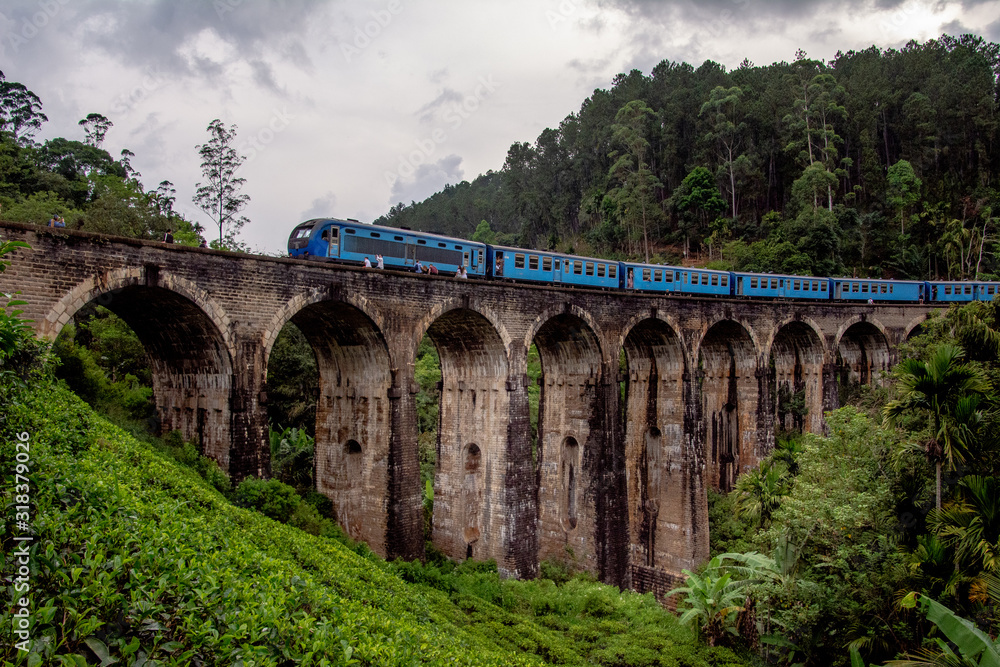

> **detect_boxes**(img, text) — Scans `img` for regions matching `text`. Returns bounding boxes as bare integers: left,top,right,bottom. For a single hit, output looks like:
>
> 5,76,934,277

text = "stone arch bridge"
1,222,934,596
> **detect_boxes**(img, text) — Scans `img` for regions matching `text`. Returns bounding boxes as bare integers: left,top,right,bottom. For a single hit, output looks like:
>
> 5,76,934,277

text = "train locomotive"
288,217,1000,305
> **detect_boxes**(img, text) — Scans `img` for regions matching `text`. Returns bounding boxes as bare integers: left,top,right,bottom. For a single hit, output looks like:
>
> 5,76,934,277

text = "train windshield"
292,226,313,239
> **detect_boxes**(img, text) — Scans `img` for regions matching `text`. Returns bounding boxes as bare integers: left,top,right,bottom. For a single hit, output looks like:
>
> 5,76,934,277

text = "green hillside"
0,376,746,666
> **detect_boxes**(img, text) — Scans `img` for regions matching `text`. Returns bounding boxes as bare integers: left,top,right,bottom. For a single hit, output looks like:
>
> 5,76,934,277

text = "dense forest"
376,35,1000,281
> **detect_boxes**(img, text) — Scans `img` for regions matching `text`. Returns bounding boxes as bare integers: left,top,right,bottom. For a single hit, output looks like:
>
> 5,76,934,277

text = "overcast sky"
2,0,998,253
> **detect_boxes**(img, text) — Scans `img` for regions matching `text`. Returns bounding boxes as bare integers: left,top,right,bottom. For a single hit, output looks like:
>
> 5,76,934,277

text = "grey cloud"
416,88,464,124
389,154,464,206
2,0,322,80
300,192,339,220
987,17,1000,41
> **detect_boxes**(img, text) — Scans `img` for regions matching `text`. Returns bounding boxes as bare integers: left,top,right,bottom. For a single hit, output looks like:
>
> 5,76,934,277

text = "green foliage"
269,424,315,489
234,477,302,523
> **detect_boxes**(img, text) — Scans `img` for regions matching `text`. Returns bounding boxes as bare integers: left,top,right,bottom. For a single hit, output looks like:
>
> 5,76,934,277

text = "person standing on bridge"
414,260,424,274
163,229,174,244
363,256,372,268
376,254,384,269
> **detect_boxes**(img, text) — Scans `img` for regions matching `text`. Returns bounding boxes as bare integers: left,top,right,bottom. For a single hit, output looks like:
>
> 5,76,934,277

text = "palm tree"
883,344,989,509
734,460,789,528
931,476,1000,576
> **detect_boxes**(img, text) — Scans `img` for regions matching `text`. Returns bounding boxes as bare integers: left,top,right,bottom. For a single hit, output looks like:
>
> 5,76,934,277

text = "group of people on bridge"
361,254,469,278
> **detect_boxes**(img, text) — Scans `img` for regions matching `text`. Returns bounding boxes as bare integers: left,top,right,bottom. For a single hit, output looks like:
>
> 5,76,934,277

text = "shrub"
233,477,300,523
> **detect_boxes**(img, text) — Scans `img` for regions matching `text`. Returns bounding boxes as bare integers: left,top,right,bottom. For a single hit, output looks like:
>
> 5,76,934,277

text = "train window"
346,228,356,234
703,274,711,285
586,262,594,276
454,244,462,249
852,283,859,292
881,284,887,293
820,282,827,292
711,275,718,286
609,265,617,279
529,256,539,270
751,278,758,289
793,280,800,290
371,232,381,238
945,286,952,295
721,275,727,287
597,264,606,277
394,235,404,241
515,254,525,269
654,270,662,282
438,242,447,248
418,239,426,245
294,227,312,239
574,262,583,275
965,286,972,295
554,259,560,270
990,286,996,295
478,249,484,266
889,285,894,293
643,269,651,281
543,257,552,271
683,273,689,284
464,252,470,267
861,284,869,293
771,279,778,289
664,270,672,282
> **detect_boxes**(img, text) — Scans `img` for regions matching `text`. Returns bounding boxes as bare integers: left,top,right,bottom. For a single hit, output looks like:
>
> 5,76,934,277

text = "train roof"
295,218,486,246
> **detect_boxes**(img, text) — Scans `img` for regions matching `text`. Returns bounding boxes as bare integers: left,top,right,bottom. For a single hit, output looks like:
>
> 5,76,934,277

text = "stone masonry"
1,221,934,591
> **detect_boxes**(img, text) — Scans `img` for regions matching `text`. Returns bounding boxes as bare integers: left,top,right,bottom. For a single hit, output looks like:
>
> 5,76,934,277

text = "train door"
737,276,745,296
834,281,843,299
323,225,340,258
404,243,416,267
553,258,561,283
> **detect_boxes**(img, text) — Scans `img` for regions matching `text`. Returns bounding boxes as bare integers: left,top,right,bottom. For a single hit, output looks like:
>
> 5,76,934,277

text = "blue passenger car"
287,218,487,276
487,246,619,288
832,278,925,302
620,262,682,294
925,281,1000,303
733,273,831,300
670,268,732,297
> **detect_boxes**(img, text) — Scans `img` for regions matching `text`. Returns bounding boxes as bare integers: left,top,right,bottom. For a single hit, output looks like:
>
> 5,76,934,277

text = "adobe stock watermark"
383,75,500,190
546,0,579,30
340,0,404,63
238,107,296,165
5,0,70,54
877,2,925,39
11,430,34,654
109,68,169,120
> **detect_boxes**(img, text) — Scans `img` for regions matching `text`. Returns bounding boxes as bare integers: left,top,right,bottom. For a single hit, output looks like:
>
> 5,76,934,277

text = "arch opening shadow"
61,285,234,468
700,321,757,493
770,322,825,435
837,322,890,404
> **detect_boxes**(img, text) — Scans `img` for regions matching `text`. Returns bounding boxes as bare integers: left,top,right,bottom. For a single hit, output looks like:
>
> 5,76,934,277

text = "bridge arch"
834,318,892,391
45,267,237,467
420,305,510,564
697,319,762,492
621,316,697,576
530,307,605,573
272,294,393,552
903,313,934,341
767,319,827,435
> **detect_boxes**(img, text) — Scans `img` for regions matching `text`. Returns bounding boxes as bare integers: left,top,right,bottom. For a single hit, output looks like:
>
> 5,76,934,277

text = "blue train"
288,218,1000,304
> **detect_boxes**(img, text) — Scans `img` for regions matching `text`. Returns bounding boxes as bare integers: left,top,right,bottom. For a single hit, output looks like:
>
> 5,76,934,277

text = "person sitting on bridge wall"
363,256,371,268
427,264,438,275
414,260,424,274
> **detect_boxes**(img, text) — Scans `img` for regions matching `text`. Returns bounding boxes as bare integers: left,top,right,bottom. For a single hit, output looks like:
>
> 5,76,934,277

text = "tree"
883,344,990,509
886,159,922,233
79,113,113,148
607,100,663,262
700,85,749,219
670,167,726,260
193,119,250,247
0,72,47,145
